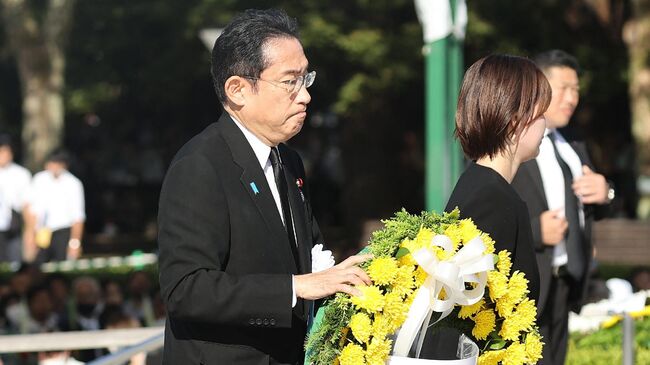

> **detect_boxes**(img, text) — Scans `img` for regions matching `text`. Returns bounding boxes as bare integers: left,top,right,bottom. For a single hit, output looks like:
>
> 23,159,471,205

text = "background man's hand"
294,253,372,300
540,208,568,246
572,165,609,204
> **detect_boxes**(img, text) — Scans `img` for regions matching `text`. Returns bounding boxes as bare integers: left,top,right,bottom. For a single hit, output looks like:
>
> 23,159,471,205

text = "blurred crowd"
0,263,164,365
0,135,85,264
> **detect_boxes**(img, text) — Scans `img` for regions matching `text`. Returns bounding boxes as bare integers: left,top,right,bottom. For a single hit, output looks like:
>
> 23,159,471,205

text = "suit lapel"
218,116,298,273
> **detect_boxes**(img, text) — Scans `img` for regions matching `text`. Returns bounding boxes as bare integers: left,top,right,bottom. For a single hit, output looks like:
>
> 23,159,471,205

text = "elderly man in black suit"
157,9,371,365
512,50,613,365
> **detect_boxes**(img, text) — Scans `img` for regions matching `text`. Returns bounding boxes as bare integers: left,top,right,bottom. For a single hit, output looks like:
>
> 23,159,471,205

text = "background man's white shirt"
0,162,31,231
28,170,85,231
536,129,585,268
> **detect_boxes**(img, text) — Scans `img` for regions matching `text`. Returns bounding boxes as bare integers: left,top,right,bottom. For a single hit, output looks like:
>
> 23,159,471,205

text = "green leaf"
395,247,410,259
489,339,507,350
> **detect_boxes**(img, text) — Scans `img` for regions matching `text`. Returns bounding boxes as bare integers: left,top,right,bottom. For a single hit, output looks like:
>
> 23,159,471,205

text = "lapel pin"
250,182,259,195
296,178,304,188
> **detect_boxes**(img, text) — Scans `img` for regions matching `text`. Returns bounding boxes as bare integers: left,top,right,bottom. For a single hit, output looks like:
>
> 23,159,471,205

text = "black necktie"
270,147,306,320
548,133,585,281
269,147,300,267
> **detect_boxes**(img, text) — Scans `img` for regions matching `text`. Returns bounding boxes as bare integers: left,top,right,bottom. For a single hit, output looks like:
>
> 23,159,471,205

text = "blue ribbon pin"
250,182,260,195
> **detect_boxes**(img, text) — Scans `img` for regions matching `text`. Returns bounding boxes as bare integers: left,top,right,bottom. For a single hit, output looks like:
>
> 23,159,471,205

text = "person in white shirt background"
512,50,613,365
0,135,31,263
24,150,85,263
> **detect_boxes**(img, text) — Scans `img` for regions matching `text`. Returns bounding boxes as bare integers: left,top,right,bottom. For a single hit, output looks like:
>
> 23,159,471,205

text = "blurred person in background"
37,351,84,365
512,50,613,365
101,306,146,365
24,150,85,263
46,273,72,319
0,135,31,263
123,271,153,327
101,279,125,308
4,263,40,333
21,284,59,334
60,276,104,362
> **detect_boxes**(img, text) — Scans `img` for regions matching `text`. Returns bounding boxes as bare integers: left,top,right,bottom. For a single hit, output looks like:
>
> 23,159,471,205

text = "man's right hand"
294,254,373,300
540,208,568,246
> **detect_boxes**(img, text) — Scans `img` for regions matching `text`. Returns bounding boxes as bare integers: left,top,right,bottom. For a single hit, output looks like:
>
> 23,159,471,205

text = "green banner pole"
424,0,463,212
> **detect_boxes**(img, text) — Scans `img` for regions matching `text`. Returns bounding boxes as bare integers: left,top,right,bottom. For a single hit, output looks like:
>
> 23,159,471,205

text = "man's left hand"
572,165,609,204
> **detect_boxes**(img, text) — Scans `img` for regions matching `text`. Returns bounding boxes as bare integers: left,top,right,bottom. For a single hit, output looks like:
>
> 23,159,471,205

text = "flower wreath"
305,209,543,365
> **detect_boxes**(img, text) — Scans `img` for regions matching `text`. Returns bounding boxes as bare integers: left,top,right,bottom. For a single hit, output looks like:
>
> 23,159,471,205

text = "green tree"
0,0,75,170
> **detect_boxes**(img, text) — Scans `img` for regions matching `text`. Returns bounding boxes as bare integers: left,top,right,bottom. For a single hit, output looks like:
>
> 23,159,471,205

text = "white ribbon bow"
392,234,494,357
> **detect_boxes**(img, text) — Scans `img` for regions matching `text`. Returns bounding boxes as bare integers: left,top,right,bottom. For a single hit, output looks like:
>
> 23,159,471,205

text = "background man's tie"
548,133,585,281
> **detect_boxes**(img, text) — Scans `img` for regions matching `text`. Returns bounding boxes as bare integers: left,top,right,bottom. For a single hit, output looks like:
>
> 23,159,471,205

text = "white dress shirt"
28,170,85,231
230,116,285,224
0,162,31,231
536,129,585,268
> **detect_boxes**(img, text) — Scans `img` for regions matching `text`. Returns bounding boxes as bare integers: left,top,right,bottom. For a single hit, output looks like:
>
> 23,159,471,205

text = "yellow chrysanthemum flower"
500,299,537,341
443,224,462,250
499,314,523,341
403,291,415,308
338,343,365,365
367,257,399,286
349,312,372,344
392,265,416,297
487,270,508,301
480,233,496,254
458,298,485,319
458,219,481,243
415,227,435,250
502,341,527,365
478,350,505,365
507,271,530,305
371,313,392,340
515,298,537,331
472,308,496,340
435,244,454,261
383,291,408,328
414,266,428,287
399,238,418,266
525,331,544,363
351,285,384,313
497,250,512,276
496,291,517,318
365,336,393,365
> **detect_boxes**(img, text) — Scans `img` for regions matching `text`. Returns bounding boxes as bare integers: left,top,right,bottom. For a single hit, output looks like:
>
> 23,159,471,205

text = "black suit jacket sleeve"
158,153,293,329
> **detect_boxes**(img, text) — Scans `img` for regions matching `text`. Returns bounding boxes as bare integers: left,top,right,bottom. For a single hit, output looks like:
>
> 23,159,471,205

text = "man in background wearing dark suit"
512,50,613,365
157,9,371,365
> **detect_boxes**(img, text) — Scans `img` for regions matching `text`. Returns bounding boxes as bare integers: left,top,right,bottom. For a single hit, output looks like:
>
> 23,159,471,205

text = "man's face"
240,37,311,146
544,66,579,129
0,146,13,167
45,161,66,177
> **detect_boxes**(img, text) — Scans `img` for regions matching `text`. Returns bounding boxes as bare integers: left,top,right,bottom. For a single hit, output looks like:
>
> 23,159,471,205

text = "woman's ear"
224,76,247,107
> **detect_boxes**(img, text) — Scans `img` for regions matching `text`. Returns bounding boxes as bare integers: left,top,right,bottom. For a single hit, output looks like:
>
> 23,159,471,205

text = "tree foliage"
0,0,639,236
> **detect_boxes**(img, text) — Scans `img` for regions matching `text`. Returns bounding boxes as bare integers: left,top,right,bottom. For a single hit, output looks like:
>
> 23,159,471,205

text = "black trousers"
35,227,71,263
0,231,8,262
538,272,572,365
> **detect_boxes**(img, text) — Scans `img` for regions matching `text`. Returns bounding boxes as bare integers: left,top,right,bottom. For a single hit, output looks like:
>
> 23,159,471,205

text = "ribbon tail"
414,306,435,358
392,285,432,356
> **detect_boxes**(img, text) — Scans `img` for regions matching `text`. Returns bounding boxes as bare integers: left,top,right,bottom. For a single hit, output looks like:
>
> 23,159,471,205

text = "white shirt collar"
229,115,272,169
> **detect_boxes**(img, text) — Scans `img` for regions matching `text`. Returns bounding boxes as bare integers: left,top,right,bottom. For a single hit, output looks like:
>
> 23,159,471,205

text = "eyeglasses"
242,71,316,94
